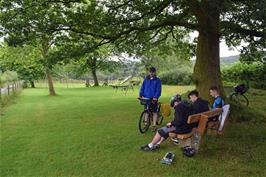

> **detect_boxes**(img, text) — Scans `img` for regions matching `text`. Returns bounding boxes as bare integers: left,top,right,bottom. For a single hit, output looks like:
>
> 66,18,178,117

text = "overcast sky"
189,31,240,57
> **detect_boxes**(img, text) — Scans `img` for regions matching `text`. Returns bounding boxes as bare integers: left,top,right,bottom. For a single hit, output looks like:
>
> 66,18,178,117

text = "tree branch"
221,21,266,38
106,0,173,25
58,14,198,42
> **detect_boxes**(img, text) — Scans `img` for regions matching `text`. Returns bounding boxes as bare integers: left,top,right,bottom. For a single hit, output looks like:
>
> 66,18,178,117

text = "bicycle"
229,84,249,106
138,98,164,134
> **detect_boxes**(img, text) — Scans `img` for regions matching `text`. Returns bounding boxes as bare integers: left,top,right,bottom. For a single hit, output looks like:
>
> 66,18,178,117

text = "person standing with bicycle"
138,67,162,132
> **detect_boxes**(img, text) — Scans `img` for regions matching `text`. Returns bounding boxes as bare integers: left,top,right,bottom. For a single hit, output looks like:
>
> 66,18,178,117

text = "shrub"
222,62,266,89
160,69,193,85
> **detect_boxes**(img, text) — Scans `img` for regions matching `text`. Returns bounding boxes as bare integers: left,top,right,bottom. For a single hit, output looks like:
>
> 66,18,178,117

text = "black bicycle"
229,84,249,106
138,98,164,133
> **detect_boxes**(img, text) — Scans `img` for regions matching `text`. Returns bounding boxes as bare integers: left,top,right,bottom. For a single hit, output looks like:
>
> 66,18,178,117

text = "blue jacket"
139,76,162,99
212,96,225,109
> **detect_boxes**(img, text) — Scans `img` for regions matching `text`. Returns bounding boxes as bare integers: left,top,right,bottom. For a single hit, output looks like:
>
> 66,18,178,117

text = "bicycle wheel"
230,93,249,106
239,94,249,106
230,93,239,105
156,104,164,125
139,111,151,133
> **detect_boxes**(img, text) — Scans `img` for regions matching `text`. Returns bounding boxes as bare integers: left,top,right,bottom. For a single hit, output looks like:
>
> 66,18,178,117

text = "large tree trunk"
29,80,35,88
87,57,99,86
91,68,99,86
46,68,56,96
193,4,224,101
41,40,56,96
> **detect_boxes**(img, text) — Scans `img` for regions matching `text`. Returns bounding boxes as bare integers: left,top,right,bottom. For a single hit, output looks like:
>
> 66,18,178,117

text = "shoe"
171,137,179,145
140,144,156,151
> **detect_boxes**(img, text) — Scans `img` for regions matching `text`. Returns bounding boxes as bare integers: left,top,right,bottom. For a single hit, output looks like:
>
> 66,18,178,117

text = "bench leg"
191,132,202,152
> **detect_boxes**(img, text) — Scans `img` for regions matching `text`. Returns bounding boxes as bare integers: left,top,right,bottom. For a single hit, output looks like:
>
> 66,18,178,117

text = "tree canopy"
1,0,265,98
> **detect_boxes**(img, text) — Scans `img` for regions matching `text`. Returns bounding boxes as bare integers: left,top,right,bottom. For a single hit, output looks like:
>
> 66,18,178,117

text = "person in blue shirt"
209,86,225,121
138,67,162,131
209,86,225,109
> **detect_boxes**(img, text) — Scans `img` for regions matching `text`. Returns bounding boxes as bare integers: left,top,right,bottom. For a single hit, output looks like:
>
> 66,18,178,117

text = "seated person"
210,86,224,109
140,94,191,151
188,90,210,128
188,90,209,114
209,86,225,121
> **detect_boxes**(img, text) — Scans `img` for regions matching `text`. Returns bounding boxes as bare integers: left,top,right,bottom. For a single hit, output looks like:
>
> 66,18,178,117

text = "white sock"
148,143,154,148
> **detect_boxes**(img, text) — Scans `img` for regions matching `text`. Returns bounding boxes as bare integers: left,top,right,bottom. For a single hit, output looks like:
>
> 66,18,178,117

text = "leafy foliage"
222,62,266,89
0,70,18,87
0,45,44,84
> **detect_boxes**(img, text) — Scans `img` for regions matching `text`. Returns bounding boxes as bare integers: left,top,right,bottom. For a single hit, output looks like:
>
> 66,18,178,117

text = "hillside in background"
220,55,239,65
191,55,239,66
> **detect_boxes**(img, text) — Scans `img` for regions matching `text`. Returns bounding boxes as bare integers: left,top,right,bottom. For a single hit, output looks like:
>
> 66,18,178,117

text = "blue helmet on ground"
183,146,196,157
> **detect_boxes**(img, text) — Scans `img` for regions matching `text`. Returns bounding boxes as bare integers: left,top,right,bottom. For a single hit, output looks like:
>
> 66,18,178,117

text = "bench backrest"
201,108,223,117
218,104,230,132
187,108,223,135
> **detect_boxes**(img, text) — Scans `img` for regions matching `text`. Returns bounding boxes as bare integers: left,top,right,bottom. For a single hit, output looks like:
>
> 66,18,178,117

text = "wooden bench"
169,108,223,148
207,105,230,135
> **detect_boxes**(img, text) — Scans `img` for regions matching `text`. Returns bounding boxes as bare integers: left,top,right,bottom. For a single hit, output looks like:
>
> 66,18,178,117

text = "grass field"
1,85,266,177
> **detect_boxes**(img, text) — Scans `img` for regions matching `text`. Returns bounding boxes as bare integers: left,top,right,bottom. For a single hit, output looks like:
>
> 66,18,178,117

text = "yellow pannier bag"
160,103,171,117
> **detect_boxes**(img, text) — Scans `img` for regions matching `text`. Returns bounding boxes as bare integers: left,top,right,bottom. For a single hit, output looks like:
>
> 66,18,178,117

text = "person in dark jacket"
138,67,162,131
187,90,210,128
140,94,191,151
188,90,209,114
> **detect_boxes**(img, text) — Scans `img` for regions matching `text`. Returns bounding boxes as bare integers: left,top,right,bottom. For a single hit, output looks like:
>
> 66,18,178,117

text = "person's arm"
154,79,162,99
139,79,145,97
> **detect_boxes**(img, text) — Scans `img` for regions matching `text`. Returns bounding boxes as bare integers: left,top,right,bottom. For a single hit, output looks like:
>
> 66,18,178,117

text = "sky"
220,41,240,57
189,31,240,57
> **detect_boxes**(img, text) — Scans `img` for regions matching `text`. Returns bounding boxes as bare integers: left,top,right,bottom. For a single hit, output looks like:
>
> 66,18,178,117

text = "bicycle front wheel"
230,93,249,106
139,111,151,134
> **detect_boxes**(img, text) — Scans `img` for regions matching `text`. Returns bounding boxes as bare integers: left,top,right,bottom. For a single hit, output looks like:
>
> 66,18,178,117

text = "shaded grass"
1,86,266,177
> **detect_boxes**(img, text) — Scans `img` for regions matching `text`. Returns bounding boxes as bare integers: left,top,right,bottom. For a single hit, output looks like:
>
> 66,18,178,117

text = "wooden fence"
0,81,23,98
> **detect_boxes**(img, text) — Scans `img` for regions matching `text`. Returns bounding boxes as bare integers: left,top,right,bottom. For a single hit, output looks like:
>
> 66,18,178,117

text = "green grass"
1,85,266,177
